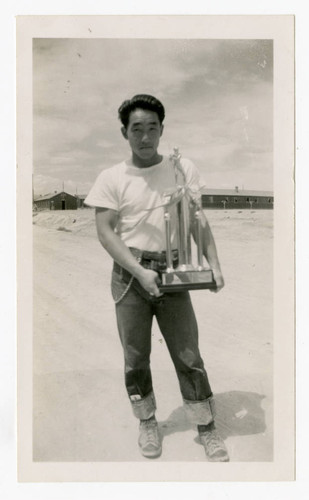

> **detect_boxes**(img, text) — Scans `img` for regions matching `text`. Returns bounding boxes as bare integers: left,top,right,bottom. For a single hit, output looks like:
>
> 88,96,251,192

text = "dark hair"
118,94,165,128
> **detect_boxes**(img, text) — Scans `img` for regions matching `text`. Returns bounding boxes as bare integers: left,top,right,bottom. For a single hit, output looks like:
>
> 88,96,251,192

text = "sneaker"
198,423,229,462
138,416,162,458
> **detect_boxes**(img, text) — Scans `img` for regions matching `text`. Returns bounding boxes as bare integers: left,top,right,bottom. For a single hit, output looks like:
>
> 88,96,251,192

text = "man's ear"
160,124,164,137
121,126,128,140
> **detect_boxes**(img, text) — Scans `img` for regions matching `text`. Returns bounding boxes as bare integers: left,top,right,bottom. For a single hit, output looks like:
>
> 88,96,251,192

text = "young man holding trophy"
85,94,229,462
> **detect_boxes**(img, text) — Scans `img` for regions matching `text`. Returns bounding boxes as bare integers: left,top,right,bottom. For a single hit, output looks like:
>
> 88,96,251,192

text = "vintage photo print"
16,15,294,482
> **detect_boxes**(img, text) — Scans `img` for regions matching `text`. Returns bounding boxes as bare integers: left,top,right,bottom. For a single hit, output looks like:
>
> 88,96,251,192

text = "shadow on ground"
159,390,267,441
33,371,271,462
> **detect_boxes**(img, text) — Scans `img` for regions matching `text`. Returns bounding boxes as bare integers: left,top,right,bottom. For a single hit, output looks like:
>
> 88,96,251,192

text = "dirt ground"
32,209,273,462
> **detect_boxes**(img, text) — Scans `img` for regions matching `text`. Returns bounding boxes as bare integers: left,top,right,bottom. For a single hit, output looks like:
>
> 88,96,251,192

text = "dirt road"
33,210,273,463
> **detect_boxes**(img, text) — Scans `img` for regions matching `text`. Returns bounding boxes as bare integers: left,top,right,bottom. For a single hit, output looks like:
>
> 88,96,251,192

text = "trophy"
159,148,217,292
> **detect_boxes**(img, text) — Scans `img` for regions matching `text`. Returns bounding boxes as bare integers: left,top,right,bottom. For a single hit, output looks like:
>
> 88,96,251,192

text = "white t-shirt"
85,155,205,252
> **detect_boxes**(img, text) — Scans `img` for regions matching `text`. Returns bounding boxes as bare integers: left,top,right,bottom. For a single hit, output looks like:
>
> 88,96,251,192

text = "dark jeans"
114,279,215,424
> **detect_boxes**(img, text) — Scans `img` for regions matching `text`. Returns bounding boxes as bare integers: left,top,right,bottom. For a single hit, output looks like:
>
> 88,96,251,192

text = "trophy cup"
159,148,217,292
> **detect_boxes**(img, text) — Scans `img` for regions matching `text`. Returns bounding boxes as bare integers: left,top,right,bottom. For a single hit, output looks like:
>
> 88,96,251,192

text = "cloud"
33,38,273,193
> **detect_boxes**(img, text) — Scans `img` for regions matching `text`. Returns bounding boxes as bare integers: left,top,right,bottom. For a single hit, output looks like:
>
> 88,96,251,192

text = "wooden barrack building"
34,191,78,211
201,187,274,209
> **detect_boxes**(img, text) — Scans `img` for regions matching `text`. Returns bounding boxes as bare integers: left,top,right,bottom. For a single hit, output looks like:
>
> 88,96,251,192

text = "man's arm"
190,207,224,293
95,207,162,297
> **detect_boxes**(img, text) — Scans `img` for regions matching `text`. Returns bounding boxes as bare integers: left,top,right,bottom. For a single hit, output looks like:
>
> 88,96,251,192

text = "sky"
33,38,273,196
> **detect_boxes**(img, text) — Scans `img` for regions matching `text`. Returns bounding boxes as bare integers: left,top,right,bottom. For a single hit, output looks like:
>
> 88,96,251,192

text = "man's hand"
137,268,163,297
211,269,225,293
96,208,163,298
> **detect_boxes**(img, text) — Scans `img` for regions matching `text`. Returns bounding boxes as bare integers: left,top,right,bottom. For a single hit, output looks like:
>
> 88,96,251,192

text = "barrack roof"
201,188,273,197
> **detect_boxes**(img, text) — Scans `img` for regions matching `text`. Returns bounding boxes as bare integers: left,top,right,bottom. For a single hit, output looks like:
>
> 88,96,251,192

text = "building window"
254,198,258,203
234,198,238,203
209,196,214,203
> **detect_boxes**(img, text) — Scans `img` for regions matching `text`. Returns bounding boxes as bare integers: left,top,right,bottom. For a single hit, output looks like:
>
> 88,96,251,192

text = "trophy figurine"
159,148,217,292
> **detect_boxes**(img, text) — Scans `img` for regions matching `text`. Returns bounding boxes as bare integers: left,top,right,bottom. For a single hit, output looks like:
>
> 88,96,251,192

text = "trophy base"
159,269,217,292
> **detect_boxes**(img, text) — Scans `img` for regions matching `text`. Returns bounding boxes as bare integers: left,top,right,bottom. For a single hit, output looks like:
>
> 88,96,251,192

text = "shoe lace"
202,430,225,455
141,420,158,445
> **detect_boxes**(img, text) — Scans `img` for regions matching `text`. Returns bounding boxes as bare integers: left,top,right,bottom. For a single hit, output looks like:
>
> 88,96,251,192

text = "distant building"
75,194,88,208
34,191,78,210
201,187,274,209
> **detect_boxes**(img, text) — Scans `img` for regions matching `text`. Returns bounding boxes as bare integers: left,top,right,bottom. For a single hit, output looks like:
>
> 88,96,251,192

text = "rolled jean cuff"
130,391,157,420
183,395,216,425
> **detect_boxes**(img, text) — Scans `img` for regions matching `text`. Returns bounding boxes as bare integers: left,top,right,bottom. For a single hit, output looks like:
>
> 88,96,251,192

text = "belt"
113,248,179,276
141,249,178,262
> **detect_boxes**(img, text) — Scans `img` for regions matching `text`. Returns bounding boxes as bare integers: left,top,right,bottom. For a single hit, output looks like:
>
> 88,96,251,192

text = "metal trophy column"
159,147,217,292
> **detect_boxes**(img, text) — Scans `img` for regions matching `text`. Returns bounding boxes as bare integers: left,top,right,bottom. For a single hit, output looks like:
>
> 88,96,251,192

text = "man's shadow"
158,391,268,441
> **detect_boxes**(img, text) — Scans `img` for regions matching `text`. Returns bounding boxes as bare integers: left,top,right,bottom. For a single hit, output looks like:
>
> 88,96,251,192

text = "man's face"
122,108,163,164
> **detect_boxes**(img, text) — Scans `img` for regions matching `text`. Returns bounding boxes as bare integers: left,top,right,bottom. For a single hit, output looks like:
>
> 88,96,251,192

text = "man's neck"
131,152,163,168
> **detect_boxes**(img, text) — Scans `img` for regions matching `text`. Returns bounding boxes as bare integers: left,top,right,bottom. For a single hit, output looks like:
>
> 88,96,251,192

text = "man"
85,94,229,461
